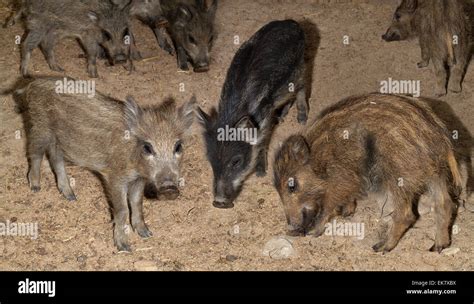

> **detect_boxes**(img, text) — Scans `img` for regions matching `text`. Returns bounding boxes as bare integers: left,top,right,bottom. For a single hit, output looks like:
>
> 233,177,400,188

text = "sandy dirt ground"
0,0,473,271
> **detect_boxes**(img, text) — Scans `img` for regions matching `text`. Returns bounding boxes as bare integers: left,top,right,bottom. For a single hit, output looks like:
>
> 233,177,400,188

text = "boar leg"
107,180,131,252
373,193,416,253
152,27,174,55
128,31,142,61
447,64,464,93
295,88,308,124
21,31,45,77
27,141,46,192
255,149,267,177
417,44,430,68
81,36,100,78
429,179,455,253
40,32,64,72
176,46,189,71
47,144,76,201
128,179,153,239
432,58,447,96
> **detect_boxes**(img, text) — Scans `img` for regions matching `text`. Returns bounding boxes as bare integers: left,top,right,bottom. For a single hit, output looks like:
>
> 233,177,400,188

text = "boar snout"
156,180,180,200
193,61,210,73
113,53,128,64
382,28,401,41
286,207,316,236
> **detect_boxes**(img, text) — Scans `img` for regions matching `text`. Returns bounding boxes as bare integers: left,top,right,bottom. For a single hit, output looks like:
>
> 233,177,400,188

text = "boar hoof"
116,244,132,253
136,226,153,239
417,61,429,68
255,169,267,177
30,186,41,193
297,113,308,125
212,200,234,209
429,243,448,253
448,83,462,94
372,241,391,253
49,64,64,72
64,193,77,202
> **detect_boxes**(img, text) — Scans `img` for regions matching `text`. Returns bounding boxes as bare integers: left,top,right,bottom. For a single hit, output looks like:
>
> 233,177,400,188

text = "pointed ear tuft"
287,135,310,165
178,95,197,132
124,96,142,131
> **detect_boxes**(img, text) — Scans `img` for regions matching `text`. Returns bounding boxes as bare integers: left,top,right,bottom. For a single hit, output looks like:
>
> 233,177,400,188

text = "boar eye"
209,35,214,45
174,140,183,155
188,35,196,45
102,30,112,41
288,177,297,193
230,155,243,169
394,12,401,21
143,142,155,155
123,28,130,39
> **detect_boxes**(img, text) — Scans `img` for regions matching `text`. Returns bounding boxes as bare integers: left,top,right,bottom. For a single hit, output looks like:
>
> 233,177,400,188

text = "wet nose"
157,181,179,200
382,33,388,40
193,62,210,73
212,198,234,209
114,54,127,64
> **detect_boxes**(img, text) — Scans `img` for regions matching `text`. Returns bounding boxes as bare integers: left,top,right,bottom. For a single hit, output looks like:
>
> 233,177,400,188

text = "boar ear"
288,135,310,165
87,11,99,23
124,96,142,131
400,0,417,12
176,5,193,22
196,106,216,129
110,0,131,10
207,0,217,19
178,95,197,132
234,115,256,130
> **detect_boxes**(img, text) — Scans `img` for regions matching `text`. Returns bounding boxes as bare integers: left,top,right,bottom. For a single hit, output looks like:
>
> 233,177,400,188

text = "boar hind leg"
417,44,430,68
27,141,46,192
47,144,76,201
21,31,45,77
128,179,152,239
429,179,455,253
432,58,448,96
40,33,64,72
107,180,131,252
176,46,189,71
255,149,267,177
447,63,465,93
373,193,416,253
295,88,308,124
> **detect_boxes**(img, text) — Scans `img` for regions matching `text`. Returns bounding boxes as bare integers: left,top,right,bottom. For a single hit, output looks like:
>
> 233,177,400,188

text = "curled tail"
447,149,462,195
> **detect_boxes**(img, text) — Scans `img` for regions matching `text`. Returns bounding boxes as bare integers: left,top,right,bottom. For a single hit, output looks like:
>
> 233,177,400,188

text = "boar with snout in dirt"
160,0,218,72
382,0,472,96
19,0,134,78
13,77,195,252
197,20,308,208
273,93,463,253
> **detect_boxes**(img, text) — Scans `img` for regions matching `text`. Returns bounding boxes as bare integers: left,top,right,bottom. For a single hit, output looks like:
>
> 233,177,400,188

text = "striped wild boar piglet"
20,0,134,78
273,93,462,253
14,77,195,252
382,0,471,96
197,20,308,208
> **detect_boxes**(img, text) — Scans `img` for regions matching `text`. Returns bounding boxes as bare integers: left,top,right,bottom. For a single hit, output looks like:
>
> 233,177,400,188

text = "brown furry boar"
273,93,462,253
14,77,195,252
382,0,471,96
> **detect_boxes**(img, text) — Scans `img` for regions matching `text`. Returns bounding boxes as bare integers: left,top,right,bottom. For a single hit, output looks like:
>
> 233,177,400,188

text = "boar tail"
447,150,462,194
446,32,456,66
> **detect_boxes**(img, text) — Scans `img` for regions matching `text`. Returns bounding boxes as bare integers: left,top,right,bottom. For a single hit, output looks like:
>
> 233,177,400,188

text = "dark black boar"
273,93,462,253
197,20,308,208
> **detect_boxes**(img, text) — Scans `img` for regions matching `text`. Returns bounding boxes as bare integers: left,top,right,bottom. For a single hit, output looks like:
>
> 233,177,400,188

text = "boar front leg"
295,88,308,124
128,178,153,239
447,62,465,93
27,140,46,192
21,30,45,77
152,26,174,55
176,46,189,71
373,193,416,253
128,31,142,61
106,179,131,252
432,58,448,96
417,44,430,68
40,32,64,72
81,36,100,78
